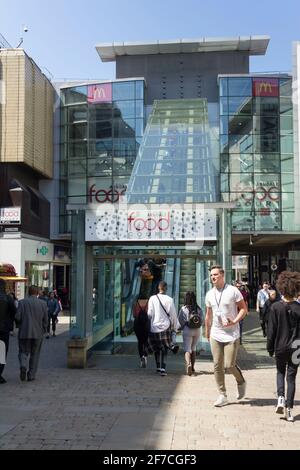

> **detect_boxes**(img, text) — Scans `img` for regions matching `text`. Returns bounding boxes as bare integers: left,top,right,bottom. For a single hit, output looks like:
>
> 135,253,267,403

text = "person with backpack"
267,271,300,422
133,297,149,368
178,291,203,376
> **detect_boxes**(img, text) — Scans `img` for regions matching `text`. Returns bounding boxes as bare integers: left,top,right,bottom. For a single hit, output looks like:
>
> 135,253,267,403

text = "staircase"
179,258,196,307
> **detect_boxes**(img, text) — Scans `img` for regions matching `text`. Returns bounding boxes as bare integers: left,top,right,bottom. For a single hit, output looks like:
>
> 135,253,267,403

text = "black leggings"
134,321,148,359
276,352,299,408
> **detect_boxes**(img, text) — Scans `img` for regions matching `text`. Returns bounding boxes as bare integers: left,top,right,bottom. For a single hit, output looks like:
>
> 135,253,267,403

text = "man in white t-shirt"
205,265,248,407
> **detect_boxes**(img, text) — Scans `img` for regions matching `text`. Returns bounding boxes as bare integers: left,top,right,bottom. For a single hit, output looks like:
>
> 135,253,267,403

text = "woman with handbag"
178,291,203,376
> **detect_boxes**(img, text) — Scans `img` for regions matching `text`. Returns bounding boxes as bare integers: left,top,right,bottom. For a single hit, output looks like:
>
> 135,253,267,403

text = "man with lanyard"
205,265,248,407
256,281,270,335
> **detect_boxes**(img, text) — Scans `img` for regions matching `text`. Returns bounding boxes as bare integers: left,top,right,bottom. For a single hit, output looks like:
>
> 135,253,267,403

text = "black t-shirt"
267,300,300,355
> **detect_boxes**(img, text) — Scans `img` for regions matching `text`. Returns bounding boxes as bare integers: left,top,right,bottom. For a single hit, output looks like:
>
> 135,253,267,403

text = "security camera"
23,26,29,33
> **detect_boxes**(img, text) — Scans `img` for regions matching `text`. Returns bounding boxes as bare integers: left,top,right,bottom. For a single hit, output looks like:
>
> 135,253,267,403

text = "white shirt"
205,284,243,342
147,293,179,333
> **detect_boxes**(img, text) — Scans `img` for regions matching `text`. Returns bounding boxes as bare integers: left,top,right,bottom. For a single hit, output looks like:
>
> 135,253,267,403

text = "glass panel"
280,115,293,134
281,154,293,172
135,100,144,118
280,135,293,153
281,192,294,210
253,97,279,115
89,121,112,140
113,81,135,101
63,86,87,105
88,157,112,177
281,173,294,192
135,118,144,136
89,139,113,157
227,97,252,115
280,97,293,115
219,97,228,115
254,154,280,173
68,159,87,177
232,211,254,231
255,211,281,230
280,78,292,97
87,177,115,204
135,81,144,100
113,118,135,138
229,154,253,173
113,156,135,176
253,116,278,135
68,179,86,203
220,116,228,134
68,141,87,158
69,123,87,140
228,134,253,153
89,103,113,121
219,78,228,97
254,134,279,153
228,78,252,96
113,101,135,118
221,174,229,192
228,115,252,135
68,105,87,123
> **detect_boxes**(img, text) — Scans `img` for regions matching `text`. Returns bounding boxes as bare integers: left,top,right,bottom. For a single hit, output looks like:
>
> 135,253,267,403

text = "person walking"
205,265,248,407
147,281,179,376
235,281,249,345
0,279,17,384
46,291,61,338
267,271,300,422
133,297,149,368
15,285,48,381
178,291,203,376
261,289,280,337
256,281,270,335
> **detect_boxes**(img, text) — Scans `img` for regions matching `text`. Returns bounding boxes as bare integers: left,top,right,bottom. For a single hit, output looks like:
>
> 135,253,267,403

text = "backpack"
134,300,149,328
187,306,202,329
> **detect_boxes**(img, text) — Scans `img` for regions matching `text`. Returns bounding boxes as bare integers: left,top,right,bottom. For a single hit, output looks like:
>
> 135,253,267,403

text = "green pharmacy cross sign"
39,246,49,256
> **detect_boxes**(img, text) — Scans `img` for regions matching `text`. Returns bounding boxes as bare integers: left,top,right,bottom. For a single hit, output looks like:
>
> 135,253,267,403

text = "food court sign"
85,204,217,242
0,207,21,225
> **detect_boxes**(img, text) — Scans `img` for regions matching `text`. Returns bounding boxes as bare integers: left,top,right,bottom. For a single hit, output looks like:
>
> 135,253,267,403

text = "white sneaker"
214,394,228,407
276,396,285,414
237,381,247,400
141,356,147,368
286,408,294,422
160,369,167,376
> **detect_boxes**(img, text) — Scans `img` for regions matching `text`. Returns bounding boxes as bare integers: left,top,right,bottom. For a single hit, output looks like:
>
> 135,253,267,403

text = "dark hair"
28,285,39,296
158,281,167,292
276,271,300,298
210,265,224,274
184,291,199,313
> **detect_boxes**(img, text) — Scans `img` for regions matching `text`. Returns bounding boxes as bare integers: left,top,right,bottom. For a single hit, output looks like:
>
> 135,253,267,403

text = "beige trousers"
210,337,245,395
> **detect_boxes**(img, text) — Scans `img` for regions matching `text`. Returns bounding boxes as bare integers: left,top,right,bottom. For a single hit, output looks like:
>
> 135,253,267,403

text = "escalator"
178,258,196,308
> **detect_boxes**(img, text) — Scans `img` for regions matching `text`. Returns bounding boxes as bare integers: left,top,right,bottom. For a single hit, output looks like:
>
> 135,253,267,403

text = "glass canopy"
126,99,219,204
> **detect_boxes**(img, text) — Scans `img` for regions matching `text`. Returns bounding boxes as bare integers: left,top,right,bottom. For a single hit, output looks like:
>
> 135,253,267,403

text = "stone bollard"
67,338,88,368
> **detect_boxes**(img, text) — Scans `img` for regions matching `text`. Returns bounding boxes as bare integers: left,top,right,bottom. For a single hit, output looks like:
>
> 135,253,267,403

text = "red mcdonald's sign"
252,78,278,97
87,83,112,103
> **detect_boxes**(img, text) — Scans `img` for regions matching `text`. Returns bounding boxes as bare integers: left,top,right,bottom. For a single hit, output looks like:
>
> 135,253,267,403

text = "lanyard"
214,284,227,309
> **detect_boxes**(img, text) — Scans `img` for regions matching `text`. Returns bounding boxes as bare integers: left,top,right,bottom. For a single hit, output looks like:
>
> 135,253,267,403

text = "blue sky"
1,0,300,81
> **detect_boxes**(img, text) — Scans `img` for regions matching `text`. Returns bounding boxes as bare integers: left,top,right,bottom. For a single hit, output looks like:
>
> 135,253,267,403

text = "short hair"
210,265,224,274
276,271,300,298
28,285,39,296
158,280,167,292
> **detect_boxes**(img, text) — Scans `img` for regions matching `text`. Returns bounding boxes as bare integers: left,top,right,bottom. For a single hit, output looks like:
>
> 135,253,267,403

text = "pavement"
0,311,300,450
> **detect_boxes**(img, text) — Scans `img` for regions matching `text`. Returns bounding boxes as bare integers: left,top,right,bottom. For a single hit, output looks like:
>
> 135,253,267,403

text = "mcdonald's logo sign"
253,78,278,97
87,83,112,103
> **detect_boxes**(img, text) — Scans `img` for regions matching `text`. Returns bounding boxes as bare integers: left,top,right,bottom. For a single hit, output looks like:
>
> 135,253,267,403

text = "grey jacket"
15,296,48,339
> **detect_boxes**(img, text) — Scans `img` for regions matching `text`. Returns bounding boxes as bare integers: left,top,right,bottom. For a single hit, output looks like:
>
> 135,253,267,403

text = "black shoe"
20,367,26,381
27,374,35,382
171,345,179,354
52,332,56,337
0,376,7,384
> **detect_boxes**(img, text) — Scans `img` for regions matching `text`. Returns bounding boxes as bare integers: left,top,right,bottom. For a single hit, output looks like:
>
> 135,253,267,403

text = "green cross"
40,246,48,256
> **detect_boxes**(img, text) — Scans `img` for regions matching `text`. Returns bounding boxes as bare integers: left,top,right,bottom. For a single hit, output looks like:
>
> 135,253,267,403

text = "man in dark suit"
15,285,48,381
0,279,17,384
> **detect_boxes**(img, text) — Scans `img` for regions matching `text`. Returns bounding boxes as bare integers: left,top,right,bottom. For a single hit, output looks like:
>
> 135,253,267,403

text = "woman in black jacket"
267,271,300,422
